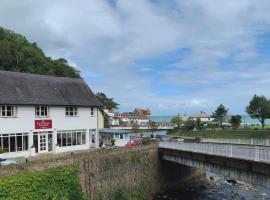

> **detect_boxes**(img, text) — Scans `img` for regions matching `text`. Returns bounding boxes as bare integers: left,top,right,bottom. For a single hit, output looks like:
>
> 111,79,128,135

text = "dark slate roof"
0,70,103,107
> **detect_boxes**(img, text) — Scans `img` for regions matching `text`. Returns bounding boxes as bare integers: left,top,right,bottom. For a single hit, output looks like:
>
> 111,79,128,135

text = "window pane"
48,134,52,151
67,132,72,146
16,135,22,151
62,133,67,146
10,136,16,152
72,131,76,145
77,132,81,145
82,132,86,144
33,135,38,153
23,135,28,150
3,137,9,152
57,133,62,147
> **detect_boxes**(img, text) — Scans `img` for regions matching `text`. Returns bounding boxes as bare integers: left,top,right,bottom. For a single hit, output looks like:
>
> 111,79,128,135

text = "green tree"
0,27,80,78
171,115,182,128
96,92,119,111
212,104,229,126
246,95,270,129
230,115,242,129
195,118,204,130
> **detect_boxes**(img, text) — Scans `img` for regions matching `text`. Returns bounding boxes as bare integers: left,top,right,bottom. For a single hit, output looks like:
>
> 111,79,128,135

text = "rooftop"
0,70,103,107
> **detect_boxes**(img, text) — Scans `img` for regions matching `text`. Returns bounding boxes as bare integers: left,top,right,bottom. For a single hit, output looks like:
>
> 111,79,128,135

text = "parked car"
0,158,18,165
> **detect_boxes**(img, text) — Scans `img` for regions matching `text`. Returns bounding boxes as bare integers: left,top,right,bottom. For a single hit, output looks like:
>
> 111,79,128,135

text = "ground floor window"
0,133,28,153
57,130,86,147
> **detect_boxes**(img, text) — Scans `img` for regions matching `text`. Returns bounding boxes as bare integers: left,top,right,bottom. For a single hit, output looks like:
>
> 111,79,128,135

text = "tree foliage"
212,104,229,126
0,27,80,78
171,115,182,128
246,95,270,129
230,115,242,129
96,92,119,110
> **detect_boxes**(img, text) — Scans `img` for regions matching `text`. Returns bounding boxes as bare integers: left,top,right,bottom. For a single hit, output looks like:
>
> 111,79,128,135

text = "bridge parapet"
159,141,270,162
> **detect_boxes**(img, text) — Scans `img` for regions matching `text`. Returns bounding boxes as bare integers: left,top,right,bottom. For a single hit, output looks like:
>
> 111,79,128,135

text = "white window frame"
0,133,29,152
0,105,16,117
65,107,78,117
57,130,86,147
35,106,49,117
90,107,95,116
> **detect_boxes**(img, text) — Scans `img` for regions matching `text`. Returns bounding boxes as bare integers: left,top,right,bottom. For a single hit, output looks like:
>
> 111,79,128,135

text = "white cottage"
0,70,103,159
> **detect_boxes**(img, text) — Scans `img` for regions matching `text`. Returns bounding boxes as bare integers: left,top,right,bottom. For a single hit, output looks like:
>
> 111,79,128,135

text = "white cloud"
1,0,270,115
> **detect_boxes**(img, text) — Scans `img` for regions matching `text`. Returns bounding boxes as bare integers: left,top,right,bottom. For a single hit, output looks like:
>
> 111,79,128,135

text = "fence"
159,141,270,162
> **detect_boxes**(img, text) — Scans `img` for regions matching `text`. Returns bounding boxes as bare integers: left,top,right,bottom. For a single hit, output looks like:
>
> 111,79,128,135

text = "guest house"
0,70,103,158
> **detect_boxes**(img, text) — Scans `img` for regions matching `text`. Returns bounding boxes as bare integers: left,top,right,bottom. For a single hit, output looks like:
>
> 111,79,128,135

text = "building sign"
35,120,52,129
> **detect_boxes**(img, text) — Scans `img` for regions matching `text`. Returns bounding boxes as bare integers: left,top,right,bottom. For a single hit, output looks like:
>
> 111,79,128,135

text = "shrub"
112,188,128,200
142,137,151,145
0,166,86,200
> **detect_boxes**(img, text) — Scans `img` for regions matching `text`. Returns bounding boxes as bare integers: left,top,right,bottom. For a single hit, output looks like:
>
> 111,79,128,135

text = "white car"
0,158,18,165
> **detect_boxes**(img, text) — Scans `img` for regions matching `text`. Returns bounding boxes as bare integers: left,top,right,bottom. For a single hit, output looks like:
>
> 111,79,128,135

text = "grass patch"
0,165,86,200
168,128,270,139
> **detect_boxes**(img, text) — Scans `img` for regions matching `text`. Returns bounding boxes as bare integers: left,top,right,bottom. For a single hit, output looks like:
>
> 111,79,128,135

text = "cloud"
1,0,270,115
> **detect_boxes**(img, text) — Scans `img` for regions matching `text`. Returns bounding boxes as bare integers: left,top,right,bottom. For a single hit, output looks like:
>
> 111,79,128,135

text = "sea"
151,115,270,125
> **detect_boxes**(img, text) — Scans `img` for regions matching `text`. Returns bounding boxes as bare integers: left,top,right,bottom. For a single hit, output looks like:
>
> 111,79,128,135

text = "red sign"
35,120,52,129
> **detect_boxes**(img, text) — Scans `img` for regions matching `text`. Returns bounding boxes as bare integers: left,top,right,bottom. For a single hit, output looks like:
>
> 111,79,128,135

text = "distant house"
133,108,151,117
0,70,103,159
189,111,215,122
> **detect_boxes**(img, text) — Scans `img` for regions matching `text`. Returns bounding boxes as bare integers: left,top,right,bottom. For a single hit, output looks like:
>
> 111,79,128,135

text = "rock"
235,180,258,192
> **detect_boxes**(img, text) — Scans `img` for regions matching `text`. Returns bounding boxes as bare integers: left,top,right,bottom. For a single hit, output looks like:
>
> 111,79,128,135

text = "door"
38,133,48,153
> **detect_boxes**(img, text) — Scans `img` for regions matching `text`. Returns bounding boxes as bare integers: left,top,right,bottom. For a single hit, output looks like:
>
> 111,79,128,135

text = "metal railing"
159,141,270,162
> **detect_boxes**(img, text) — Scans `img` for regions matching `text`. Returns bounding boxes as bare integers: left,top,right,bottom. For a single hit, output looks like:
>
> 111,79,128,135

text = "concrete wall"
160,148,270,188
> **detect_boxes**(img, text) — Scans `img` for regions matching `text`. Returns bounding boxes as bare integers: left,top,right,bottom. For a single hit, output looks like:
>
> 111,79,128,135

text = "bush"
113,188,128,200
142,137,151,145
0,166,86,200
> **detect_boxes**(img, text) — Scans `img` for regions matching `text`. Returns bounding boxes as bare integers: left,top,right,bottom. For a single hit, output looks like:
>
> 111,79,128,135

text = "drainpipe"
95,108,99,148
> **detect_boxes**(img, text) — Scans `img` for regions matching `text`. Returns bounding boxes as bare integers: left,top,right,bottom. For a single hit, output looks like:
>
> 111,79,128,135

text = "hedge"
0,166,86,200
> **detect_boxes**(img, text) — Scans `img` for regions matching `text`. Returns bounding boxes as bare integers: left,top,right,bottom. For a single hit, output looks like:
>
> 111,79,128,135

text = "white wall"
0,106,100,158
0,106,98,133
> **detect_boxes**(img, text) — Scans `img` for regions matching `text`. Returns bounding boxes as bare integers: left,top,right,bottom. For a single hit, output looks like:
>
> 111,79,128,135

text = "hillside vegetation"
0,27,80,78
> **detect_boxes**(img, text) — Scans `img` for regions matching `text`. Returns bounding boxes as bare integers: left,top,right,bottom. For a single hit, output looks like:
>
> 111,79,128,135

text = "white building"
0,70,103,159
189,111,215,122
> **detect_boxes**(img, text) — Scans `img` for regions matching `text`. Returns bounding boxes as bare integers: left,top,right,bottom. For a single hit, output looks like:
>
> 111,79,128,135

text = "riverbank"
168,129,270,139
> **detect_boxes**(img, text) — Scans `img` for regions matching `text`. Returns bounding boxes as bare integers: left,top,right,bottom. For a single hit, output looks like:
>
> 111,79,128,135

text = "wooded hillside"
0,27,80,78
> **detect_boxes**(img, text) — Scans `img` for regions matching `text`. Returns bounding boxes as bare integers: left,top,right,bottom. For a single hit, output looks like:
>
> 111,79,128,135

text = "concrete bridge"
159,141,270,188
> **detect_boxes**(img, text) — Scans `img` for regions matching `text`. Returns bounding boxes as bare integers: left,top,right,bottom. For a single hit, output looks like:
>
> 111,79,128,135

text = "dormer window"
0,105,15,117
66,107,78,116
35,106,48,117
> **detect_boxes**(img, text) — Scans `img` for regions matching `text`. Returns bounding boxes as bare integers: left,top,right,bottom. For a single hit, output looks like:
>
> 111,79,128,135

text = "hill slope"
0,27,80,78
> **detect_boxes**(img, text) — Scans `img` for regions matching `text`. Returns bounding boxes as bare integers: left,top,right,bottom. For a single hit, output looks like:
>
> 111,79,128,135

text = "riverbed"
154,172,270,200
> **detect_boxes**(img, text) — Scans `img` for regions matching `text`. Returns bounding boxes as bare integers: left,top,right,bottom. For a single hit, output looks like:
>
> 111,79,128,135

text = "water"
151,115,270,125
155,172,270,200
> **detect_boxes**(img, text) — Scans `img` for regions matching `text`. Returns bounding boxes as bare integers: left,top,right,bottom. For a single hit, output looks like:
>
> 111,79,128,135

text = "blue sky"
1,0,270,115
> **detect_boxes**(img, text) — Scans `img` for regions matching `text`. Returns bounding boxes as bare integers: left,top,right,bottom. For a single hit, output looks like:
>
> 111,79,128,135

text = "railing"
159,141,270,162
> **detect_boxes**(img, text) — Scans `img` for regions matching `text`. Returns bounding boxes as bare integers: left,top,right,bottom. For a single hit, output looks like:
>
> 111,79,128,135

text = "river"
154,172,270,200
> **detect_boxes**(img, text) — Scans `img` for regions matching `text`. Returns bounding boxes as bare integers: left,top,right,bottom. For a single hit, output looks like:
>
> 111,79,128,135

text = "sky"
1,0,270,115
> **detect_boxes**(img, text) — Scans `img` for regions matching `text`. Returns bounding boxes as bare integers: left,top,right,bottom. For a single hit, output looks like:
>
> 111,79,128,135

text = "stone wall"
0,143,162,200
